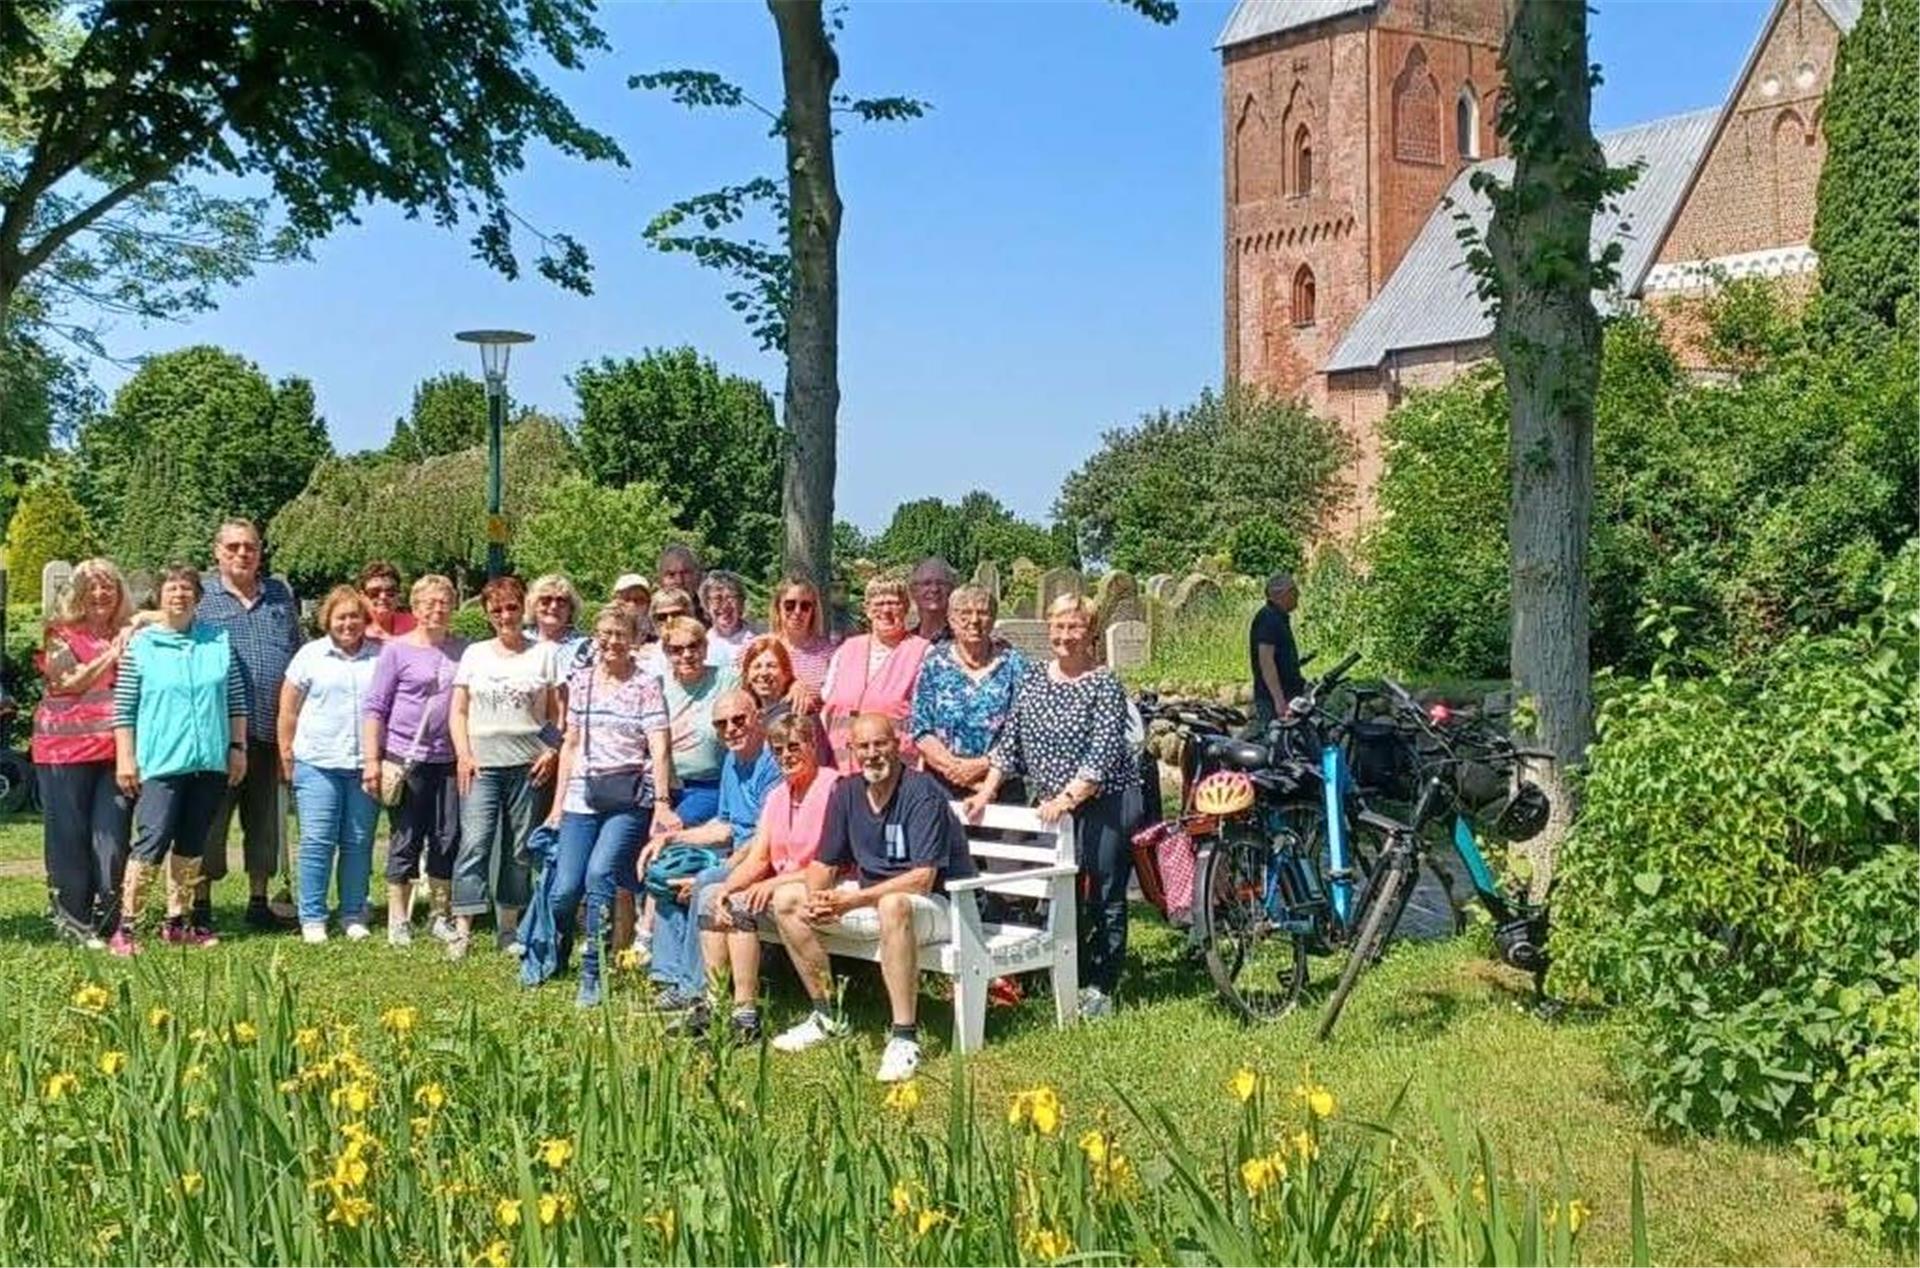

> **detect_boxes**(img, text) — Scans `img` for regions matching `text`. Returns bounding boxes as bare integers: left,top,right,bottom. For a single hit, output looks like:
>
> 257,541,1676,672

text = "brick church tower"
1221,0,1506,408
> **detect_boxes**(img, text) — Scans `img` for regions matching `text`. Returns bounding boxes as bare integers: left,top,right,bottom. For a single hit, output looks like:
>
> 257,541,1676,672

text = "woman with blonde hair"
34,558,137,946
767,573,836,716
277,585,382,942
528,573,590,673
818,575,930,772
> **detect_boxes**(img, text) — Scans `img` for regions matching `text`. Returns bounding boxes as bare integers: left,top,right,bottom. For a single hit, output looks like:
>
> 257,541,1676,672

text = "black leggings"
38,761,130,937
1072,785,1141,995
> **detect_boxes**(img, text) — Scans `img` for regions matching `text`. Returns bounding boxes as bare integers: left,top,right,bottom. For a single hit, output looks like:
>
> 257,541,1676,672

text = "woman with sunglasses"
768,574,837,719
818,576,930,773
655,616,739,829
357,562,415,642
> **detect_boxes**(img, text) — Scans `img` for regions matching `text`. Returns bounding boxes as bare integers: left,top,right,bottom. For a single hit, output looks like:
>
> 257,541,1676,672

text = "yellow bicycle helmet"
1192,770,1256,817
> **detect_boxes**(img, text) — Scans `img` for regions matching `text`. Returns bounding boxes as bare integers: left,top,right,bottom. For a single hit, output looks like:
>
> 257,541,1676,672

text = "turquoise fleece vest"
130,622,235,779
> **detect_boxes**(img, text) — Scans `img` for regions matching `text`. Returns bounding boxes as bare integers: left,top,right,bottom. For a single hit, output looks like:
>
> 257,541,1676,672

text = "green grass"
0,813,1890,1266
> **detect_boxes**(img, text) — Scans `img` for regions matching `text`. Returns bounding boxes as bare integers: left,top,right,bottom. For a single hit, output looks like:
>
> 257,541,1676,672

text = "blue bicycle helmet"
644,845,723,900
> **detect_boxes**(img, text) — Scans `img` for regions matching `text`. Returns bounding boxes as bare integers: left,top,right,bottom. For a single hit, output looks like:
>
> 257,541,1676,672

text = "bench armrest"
946,863,1078,894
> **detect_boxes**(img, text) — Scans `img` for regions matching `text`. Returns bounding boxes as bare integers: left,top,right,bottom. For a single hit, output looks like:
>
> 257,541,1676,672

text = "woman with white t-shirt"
448,575,561,960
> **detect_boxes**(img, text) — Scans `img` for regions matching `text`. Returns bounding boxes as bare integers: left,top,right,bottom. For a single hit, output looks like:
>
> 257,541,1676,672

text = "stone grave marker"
996,618,1052,663
1105,619,1150,672
1170,574,1220,612
1036,566,1082,615
1008,594,1036,619
1145,573,1175,601
971,559,1001,602
1105,595,1147,629
40,559,73,616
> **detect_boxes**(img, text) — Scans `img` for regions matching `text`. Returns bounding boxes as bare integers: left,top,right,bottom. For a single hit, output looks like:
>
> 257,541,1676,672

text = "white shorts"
824,880,951,945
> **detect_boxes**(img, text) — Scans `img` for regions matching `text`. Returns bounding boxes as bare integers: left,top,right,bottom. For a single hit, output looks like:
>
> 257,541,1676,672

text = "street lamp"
455,328,535,579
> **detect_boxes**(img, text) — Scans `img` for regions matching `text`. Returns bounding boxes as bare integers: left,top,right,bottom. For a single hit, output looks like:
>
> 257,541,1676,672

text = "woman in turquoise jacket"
109,563,248,956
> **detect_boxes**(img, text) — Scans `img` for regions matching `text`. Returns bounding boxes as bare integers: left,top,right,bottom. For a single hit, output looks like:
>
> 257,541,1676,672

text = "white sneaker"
429,916,458,944
876,1036,922,1083
301,922,328,945
630,935,652,969
771,1011,848,1053
343,921,371,942
388,920,413,948
1077,986,1114,1020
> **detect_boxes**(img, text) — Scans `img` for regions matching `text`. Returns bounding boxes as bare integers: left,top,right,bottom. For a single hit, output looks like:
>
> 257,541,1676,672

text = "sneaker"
629,934,652,967
575,974,604,1009
387,922,412,947
246,898,290,931
771,1011,848,1054
268,890,298,921
876,1036,922,1084
429,916,458,944
81,934,107,952
730,1010,763,1047
108,928,138,958
1077,985,1115,1021
666,1001,711,1037
504,940,527,959
648,985,700,1013
445,933,470,962
301,922,328,945
343,921,371,942
161,917,191,945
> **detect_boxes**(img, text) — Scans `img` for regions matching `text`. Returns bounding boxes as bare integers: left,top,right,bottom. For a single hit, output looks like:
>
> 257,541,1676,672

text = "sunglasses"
363,586,397,598
770,740,811,755
536,596,570,607
780,598,815,612
713,713,753,730
665,641,705,657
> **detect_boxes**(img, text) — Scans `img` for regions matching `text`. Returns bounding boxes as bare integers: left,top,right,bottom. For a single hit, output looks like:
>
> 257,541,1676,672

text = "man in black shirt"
768,713,975,1083
1249,572,1306,725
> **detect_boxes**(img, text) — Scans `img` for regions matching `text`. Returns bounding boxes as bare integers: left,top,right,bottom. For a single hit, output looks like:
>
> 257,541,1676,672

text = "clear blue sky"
100,0,1771,532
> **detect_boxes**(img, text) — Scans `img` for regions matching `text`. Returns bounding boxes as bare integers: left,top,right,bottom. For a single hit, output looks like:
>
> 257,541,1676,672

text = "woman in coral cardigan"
817,575,930,773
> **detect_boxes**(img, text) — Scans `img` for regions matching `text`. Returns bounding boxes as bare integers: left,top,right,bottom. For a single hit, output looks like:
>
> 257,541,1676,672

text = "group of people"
31,527,1142,1082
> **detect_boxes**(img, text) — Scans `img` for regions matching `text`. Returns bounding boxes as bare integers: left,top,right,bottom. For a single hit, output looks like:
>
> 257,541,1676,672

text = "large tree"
386,373,491,462
0,0,624,379
1465,0,1637,888
872,490,1069,577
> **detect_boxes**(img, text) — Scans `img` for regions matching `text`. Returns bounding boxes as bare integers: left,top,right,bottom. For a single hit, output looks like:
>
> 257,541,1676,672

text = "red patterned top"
32,626,119,765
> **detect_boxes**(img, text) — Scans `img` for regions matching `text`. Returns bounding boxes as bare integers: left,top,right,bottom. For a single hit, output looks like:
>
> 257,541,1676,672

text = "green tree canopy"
515,476,694,603
572,347,783,579
387,373,489,461
1055,385,1352,574
3,467,94,585
72,344,330,568
1811,0,1919,340
269,418,577,595
871,490,1070,577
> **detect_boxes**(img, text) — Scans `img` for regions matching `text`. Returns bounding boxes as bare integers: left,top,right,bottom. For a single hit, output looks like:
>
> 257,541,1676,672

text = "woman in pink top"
33,558,138,946
768,574,838,715
818,576,930,773
693,713,840,1042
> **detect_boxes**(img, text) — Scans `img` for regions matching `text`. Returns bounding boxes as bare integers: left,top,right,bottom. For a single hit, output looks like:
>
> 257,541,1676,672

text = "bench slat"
966,842,1060,865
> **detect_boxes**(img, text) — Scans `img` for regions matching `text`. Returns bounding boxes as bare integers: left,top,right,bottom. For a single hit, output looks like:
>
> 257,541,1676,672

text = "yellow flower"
1292,1077,1336,1119
473,1239,511,1268
614,947,641,972
914,1208,948,1238
44,1071,80,1101
884,1080,922,1114
97,1050,128,1077
277,1078,301,1094
1568,1198,1591,1234
180,1172,205,1198
229,1020,259,1046
414,1081,448,1111
148,1006,173,1029
326,1195,374,1228
1228,1067,1259,1103
93,1222,123,1254
890,1181,914,1219
494,1197,523,1230
1240,1150,1288,1196
537,1191,576,1226
644,1208,677,1244
341,1121,378,1155
330,1082,374,1113
1078,1129,1109,1167
537,1137,574,1171
184,1104,206,1121
379,1006,419,1036
182,1063,207,1084
1023,1225,1073,1263
1007,1086,1062,1135
1289,1127,1320,1163
72,982,110,1014
294,1027,323,1051
1470,1171,1488,1207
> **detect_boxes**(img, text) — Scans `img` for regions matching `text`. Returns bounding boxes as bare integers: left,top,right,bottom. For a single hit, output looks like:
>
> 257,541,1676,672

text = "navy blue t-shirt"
817,769,976,890
1249,603,1305,713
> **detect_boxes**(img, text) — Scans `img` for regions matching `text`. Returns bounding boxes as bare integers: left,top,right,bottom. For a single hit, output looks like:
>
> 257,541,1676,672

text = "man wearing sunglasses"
639,688,780,1013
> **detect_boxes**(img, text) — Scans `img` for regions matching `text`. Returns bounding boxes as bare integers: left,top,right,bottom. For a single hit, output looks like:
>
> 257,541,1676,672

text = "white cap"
613,573,651,594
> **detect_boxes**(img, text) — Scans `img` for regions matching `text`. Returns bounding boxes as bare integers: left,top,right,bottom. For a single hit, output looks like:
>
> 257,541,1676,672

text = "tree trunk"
1486,0,1602,894
769,0,841,589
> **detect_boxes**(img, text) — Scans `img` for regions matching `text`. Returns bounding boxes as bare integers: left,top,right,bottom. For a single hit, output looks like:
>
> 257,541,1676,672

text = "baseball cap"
613,573,651,594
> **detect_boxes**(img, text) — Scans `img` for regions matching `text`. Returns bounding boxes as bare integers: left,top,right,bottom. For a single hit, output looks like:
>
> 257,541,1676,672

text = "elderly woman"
658,543,704,618
819,576,930,773
768,573,837,715
277,585,381,943
543,604,680,1006
656,616,739,827
908,557,958,642
910,583,1029,799
699,570,756,664
966,594,1138,1020
109,564,247,955
528,573,591,672
448,575,561,959
358,561,415,642
740,636,796,724
362,574,466,946
34,558,136,947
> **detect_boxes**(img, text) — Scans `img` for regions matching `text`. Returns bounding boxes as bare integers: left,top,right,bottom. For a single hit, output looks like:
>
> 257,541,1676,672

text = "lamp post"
455,329,535,579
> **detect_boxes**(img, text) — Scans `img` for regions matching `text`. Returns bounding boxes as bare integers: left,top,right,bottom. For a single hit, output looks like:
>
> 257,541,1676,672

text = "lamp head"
455,329,535,387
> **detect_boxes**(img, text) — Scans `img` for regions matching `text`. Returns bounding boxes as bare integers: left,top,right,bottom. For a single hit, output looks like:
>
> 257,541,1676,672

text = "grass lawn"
0,812,1889,1266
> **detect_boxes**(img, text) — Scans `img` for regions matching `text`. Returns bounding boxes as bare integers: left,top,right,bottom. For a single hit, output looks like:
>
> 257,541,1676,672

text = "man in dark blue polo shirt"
1249,572,1306,726
198,517,303,932
767,712,975,1083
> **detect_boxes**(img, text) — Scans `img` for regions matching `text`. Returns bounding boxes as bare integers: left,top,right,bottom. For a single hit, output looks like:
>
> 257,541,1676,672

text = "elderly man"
198,518,303,931
769,712,976,1083
640,687,781,1012
908,557,958,643
1249,571,1307,726
658,544,705,621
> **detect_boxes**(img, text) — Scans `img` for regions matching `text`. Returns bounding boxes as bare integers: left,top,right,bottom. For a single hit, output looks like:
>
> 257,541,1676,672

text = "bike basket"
1128,821,1198,923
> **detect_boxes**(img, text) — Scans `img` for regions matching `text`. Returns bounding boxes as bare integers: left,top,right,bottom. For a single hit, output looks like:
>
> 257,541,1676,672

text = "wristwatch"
229,742,246,752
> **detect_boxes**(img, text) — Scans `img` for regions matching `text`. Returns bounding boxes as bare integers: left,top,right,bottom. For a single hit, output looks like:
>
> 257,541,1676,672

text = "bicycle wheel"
1198,834,1310,1023
1315,856,1411,1042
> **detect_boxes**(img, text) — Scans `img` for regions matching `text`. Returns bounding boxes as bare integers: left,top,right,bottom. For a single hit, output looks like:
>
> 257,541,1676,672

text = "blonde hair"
949,582,998,619
318,584,371,629
410,574,456,607
528,572,581,617
651,586,694,617
864,575,910,607
1046,592,1100,629
593,604,640,640
770,574,826,640
657,614,708,646
52,558,133,629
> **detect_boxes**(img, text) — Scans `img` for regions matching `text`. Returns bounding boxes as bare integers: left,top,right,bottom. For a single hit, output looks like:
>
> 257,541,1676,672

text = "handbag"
378,666,446,808
581,666,646,814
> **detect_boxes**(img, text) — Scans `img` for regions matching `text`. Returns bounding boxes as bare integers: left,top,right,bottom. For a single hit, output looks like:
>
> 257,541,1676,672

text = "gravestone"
1093,570,1138,607
125,569,155,609
996,618,1052,663
1105,595,1147,629
1007,594,1036,619
1170,574,1220,612
971,559,1001,602
1145,574,1175,601
40,559,73,616
1105,619,1150,672
1036,567,1082,615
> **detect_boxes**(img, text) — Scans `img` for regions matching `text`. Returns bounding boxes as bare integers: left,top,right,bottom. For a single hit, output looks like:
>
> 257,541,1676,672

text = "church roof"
1324,107,1721,374
1216,0,1377,50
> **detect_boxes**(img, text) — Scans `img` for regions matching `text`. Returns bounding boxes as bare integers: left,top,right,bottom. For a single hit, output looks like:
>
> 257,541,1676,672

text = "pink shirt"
32,626,118,765
781,634,837,691
820,634,931,773
762,769,842,874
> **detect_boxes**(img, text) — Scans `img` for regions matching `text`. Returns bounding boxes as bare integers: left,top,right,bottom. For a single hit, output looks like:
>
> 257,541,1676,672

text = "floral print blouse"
909,642,1029,760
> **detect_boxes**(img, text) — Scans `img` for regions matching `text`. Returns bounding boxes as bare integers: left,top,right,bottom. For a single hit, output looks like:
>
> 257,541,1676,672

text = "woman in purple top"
360,574,466,946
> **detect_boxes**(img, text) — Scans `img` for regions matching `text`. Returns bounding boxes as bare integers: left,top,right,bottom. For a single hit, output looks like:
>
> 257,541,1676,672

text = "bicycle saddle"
1203,737,1270,770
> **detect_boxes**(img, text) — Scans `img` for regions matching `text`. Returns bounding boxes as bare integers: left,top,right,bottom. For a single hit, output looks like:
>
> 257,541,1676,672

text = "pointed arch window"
1292,265,1317,327
1456,87,1481,159
1392,46,1442,164
1292,124,1314,197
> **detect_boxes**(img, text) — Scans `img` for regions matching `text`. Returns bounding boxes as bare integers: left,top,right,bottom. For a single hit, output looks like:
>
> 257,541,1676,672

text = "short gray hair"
948,582,997,619
700,569,746,607
911,556,958,585
1265,572,1297,596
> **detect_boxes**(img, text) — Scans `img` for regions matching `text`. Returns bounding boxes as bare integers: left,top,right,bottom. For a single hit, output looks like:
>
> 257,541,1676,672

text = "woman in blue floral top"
910,584,1028,799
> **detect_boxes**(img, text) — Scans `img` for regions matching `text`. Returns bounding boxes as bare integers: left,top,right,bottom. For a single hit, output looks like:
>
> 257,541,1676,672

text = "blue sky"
100,0,1772,532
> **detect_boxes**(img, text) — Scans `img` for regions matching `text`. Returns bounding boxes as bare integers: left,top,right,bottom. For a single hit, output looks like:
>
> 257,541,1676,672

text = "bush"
513,477,690,604
3,475,96,590
1554,550,1918,1243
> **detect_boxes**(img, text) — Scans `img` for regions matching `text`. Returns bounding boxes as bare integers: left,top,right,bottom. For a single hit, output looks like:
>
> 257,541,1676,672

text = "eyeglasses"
363,585,397,599
665,641,705,658
218,541,260,554
713,713,753,730
535,596,570,608
780,598,815,613
770,740,810,755
867,599,906,611
655,608,688,621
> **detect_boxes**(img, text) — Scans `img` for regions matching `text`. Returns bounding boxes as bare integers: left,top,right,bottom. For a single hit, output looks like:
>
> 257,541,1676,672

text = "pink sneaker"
108,928,138,957
160,919,190,945
187,926,220,948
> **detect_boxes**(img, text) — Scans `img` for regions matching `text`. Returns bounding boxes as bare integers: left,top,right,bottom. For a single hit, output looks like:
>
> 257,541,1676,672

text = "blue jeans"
651,860,732,996
551,807,651,978
292,762,377,925
672,778,721,828
452,765,535,918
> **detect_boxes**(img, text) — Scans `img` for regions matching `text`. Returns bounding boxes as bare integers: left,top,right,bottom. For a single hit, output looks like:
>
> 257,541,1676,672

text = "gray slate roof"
1216,0,1377,50
1323,107,1720,373
1814,0,1862,31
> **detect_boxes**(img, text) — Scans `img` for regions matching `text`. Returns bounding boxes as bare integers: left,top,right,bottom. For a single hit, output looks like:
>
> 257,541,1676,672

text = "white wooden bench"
757,802,1080,1053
